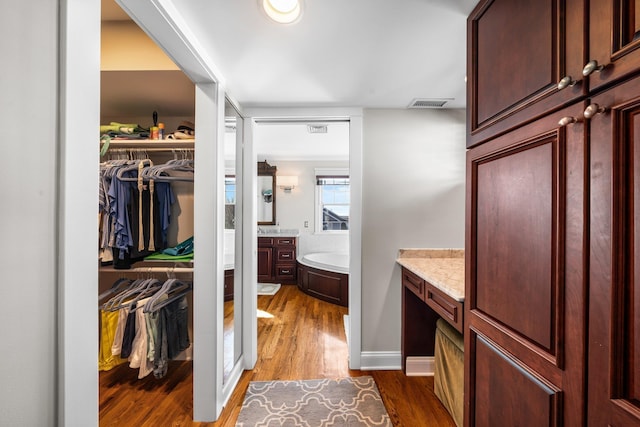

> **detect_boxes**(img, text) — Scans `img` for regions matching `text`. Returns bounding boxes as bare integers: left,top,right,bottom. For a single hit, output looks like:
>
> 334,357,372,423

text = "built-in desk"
396,249,464,374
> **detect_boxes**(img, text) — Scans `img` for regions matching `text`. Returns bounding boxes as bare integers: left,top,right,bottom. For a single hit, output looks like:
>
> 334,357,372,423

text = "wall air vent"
408,98,453,109
307,124,328,134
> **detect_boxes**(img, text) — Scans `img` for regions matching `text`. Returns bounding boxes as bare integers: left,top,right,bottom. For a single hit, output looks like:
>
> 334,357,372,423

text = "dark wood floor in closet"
99,284,455,426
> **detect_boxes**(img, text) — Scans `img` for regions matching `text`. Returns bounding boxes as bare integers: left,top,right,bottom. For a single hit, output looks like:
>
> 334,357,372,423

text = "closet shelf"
100,139,195,150
100,260,194,274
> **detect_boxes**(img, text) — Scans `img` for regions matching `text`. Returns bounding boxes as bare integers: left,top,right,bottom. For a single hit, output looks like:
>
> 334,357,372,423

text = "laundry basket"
434,318,464,427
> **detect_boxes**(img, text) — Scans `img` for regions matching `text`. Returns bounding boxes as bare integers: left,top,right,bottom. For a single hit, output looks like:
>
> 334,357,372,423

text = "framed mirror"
257,161,276,225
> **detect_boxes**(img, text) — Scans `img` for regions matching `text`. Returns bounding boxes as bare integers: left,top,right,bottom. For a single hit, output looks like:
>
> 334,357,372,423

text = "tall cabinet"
466,1,640,426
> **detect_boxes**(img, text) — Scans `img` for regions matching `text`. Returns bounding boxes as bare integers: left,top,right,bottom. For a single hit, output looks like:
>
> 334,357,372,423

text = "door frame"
242,108,363,370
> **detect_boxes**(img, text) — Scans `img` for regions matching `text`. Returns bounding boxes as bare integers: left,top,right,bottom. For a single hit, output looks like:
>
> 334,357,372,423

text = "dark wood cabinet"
587,74,640,427
257,236,296,283
467,0,586,148
257,244,273,283
224,269,234,301
467,1,640,425
587,0,640,93
466,103,587,427
400,266,463,372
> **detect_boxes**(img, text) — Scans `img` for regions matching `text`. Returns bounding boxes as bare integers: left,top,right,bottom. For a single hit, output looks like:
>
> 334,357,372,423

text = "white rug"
257,282,281,296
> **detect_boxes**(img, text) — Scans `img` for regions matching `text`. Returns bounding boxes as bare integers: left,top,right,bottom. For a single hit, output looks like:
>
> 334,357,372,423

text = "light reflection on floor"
257,309,274,319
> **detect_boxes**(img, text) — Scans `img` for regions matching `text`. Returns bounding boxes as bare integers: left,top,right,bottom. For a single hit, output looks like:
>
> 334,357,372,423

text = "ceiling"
103,0,478,110
102,0,478,160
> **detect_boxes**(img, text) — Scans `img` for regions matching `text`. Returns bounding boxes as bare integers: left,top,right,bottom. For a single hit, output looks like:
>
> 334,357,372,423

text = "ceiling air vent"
408,98,452,109
307,124,328,134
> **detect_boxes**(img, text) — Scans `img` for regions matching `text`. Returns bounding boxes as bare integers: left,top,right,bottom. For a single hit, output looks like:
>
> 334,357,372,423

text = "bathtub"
297,252,349,306
298,252,349,274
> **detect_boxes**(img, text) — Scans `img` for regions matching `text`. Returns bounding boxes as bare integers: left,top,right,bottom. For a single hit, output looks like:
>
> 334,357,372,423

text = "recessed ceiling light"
261,0,303,24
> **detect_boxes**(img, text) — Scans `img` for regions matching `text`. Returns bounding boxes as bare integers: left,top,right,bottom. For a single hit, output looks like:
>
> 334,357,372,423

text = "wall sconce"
277,175,298,193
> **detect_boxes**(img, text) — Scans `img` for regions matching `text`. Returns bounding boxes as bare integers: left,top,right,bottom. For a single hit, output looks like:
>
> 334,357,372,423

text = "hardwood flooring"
99,284,456,426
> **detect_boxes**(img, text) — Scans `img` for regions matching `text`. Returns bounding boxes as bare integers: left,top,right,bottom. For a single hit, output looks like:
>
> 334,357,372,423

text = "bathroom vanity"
397,248,465,426
396,249,464,370
257,231,298,283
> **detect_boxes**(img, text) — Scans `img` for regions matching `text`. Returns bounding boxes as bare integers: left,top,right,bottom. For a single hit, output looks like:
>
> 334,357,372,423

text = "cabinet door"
588,75,640,426
467,0,586,148
465,102,586,426
587,0,640,93
257,247,273,282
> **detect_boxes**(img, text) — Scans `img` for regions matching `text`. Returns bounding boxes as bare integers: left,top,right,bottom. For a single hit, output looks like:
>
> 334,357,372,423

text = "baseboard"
405,356,435,376
359,351,402,370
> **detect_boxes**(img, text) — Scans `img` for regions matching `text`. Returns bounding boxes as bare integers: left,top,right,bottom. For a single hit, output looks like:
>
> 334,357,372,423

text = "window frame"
314,170,350,234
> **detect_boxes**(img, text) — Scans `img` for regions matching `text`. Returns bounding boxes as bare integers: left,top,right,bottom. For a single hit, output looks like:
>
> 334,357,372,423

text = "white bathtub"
298,252,349,274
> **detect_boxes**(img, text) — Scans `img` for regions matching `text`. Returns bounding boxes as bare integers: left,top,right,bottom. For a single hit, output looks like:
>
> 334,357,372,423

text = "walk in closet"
99,2,246,420
99,11,199,417
99,5,201,422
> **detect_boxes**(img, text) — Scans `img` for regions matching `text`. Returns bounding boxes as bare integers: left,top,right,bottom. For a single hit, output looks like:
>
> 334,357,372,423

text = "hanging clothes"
98,309,128,371
99,278,192,379
98,155,192,269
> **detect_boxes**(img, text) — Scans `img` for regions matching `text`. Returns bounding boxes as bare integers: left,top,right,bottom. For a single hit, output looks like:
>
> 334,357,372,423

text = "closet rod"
106,148,195,153
119,266,194,273
100,140,195,150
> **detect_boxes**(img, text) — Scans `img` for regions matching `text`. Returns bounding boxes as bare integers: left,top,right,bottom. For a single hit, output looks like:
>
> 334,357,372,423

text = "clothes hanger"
98,277,132,303
144,280,192,313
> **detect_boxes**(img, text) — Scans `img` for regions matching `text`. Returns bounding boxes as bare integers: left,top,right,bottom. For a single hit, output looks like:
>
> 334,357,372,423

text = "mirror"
257,161,276,225
223,98,243,383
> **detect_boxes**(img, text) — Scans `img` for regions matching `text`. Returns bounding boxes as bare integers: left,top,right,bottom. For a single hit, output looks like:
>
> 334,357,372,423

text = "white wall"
0,0,58,424
361,108,466,353
271,160,348,229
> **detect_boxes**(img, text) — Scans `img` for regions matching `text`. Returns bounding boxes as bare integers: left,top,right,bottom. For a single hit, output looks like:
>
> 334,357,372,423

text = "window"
316,172,349,232
225,176,236,229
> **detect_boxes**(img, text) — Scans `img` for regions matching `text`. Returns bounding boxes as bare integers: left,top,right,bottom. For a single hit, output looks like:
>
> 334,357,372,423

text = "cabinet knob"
583,103,607,119
582,60,605,76
557,75,578,90
558,116,580,127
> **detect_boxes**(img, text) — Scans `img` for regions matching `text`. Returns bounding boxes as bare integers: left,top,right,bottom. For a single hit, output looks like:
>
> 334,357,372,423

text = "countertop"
396,249,465,302
257,228,300,237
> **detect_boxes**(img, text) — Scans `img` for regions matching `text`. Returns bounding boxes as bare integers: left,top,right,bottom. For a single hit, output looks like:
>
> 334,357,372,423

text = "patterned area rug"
236,376,391,426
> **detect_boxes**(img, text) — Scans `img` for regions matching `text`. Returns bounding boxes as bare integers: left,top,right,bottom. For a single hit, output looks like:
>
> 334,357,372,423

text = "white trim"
348,115,363,369
192,82,223,421
406,356,436,376
242,119,258,369
59,1,101,425
244,108,363,371
359,351,402,371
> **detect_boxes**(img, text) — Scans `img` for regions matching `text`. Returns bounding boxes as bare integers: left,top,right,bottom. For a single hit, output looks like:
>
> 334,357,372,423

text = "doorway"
247,116,363,370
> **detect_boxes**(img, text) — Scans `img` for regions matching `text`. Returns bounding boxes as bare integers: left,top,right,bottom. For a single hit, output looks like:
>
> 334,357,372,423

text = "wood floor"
99,284,456,426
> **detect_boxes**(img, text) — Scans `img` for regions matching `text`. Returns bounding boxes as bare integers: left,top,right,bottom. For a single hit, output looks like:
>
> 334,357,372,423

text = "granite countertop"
257,228,300,237
396,249,465,302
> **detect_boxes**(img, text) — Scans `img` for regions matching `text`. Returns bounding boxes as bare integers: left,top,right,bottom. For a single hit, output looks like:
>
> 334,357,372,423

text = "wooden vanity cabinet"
257,239,273,283
401,266,463,372
257,236,297,283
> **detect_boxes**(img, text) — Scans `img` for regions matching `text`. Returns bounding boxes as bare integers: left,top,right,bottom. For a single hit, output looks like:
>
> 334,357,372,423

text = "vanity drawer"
276,264,296,281
402,268,425,300
258,237,275,247
275,237,296,246
425,283,463,333
276,248,295,262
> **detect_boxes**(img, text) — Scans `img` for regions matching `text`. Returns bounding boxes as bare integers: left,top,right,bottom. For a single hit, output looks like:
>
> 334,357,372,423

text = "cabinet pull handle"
582,60,605,76
557,75,578,90
583,103,607,119
558,116,580,127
